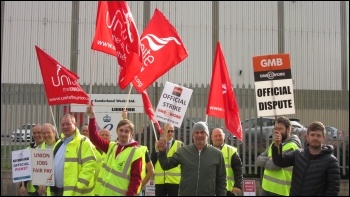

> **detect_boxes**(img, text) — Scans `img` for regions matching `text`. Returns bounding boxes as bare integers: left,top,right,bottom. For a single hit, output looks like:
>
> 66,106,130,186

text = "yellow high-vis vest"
262,142,300,196
221,144,237,191
95,142,143,196
154,140,182,184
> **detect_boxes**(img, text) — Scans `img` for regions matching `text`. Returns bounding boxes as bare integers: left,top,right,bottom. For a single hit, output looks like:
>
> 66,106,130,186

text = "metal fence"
1,83,349,179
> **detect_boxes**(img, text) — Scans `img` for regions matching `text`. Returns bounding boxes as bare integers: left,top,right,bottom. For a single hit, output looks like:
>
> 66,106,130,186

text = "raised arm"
86,105,109,153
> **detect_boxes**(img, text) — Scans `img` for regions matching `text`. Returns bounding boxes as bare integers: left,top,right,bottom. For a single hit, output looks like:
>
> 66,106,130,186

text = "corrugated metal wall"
1,1,348,89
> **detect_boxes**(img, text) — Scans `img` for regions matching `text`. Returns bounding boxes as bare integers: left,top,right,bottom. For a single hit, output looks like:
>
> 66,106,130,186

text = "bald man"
211,128,243,196
98,129,111,142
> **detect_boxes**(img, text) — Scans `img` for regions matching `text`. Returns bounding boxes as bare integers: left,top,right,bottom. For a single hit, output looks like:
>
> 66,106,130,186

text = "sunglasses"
167,130,174,133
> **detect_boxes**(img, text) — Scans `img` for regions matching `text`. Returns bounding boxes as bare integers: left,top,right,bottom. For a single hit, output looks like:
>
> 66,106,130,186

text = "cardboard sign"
252,54,295,116
155,81,193,128
70,94,143,113
144,180,155,196
12,149,32,183
12,149,54,186
243,180,256,196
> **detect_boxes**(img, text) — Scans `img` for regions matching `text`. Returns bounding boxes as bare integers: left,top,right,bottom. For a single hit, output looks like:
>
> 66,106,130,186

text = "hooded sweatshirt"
89,118,142,196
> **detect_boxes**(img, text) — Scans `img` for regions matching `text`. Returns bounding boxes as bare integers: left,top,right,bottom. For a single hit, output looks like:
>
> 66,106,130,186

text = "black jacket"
272,144,340,196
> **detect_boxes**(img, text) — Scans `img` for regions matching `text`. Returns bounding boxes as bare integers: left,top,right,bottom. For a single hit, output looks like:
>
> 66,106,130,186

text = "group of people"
18,106,341,196
256,116,340,196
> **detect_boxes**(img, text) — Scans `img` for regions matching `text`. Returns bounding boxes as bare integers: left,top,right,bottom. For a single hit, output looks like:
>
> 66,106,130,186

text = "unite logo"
51,64,76,87
106,8,135,58
139,34,182,72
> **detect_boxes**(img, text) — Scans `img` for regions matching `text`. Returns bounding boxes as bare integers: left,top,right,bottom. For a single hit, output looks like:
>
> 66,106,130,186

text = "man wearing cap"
157,121,226,196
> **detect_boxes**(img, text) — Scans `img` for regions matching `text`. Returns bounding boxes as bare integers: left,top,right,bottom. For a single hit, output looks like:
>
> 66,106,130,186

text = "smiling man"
272,121,340,196
157,121,226,196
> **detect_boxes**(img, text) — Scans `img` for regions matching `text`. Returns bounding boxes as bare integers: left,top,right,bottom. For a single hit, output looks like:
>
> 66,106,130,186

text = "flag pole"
88,51,96,124
123,84,133,112
49,106,59,139
151,120,158,142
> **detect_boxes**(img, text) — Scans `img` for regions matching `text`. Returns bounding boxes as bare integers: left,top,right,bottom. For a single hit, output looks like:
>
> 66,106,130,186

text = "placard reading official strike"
12,149,32,183
155,81,193,128
252,54,295,117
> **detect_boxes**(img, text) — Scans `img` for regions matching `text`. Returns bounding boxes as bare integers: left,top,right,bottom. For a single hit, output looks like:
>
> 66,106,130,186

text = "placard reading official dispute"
155,81,193,128
252,54,295,117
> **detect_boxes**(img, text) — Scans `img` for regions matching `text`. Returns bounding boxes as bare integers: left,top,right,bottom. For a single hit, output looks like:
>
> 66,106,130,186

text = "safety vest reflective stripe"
64,185,94,194
77,177,90,186
65,156,95,162
96,177,128,194
100,163,129,179
154,172,181,176
263,174,291,185
99,147,136,180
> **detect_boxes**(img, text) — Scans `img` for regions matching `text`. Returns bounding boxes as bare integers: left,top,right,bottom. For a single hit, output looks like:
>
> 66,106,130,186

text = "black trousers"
155,183,179,196
50,186,64,196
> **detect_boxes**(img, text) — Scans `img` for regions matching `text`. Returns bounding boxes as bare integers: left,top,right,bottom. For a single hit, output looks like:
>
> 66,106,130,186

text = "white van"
11,124,36,142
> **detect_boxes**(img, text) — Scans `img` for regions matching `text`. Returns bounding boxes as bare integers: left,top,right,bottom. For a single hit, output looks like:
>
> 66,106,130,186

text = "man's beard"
281,132,288,142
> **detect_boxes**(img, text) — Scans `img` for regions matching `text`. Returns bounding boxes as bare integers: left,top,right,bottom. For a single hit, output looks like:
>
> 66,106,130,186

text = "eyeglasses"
167,130,174,133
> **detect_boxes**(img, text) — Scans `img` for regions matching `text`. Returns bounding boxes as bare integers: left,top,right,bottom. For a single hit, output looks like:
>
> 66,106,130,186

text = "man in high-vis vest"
18,124,43,196
256,116,301,196
151,123,183,196
48,114,97,196
36,123,59,196
86,105,143,196
211,128,243,196
138,145,154,196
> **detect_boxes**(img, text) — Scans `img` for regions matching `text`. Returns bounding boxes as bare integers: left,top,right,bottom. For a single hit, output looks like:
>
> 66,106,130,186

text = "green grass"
1,144,28,170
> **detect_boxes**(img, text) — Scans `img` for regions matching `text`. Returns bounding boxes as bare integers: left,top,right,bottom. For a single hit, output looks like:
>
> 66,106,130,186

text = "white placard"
254,79,295,116
155,81,193,128
12,149,55,186
12,149,32,183
144,180,155,196
70,94,143,113
31,149,54,186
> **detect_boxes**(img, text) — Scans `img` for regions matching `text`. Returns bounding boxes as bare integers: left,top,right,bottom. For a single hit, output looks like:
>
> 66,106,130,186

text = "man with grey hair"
157,121,226,196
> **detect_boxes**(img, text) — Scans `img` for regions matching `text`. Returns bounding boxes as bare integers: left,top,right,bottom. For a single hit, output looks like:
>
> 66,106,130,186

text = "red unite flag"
35,46,90,106
91,1,142,90
132,8,188,93
141,90,163,134
206,42,243,141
